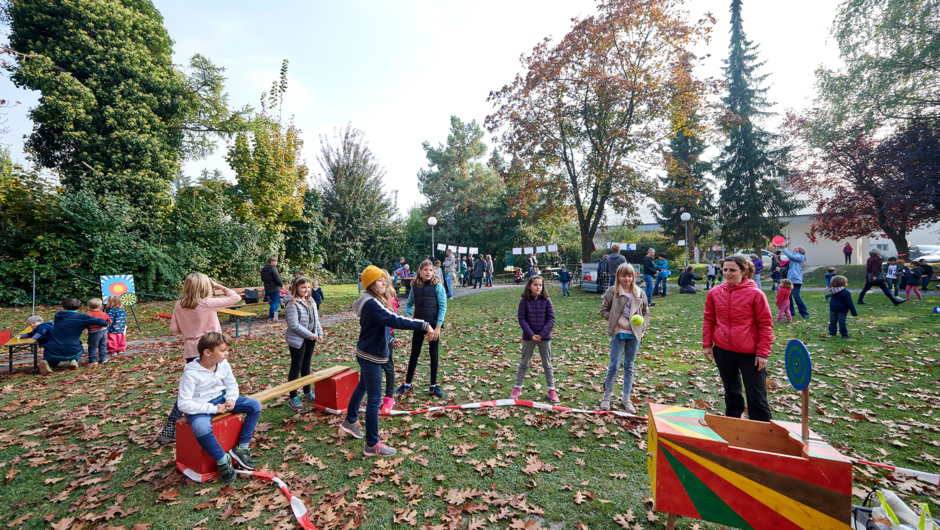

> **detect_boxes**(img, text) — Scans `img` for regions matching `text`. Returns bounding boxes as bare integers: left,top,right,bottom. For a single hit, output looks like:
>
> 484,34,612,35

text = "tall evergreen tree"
714,0,797,250
655,115,715,254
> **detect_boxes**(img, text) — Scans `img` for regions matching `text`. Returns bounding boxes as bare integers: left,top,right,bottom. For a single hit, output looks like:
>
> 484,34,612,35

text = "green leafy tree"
226,60,307,232
656,114,716,258
714,0,798,250
2,0,246,211
317,124,398,275
284,188,327,271
487,0,718,261
417,116,506,257
818,0,940,128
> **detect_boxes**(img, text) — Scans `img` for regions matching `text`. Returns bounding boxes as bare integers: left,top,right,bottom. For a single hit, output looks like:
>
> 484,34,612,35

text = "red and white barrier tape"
234,470,317,530
850,458,940,486
372,397,643,419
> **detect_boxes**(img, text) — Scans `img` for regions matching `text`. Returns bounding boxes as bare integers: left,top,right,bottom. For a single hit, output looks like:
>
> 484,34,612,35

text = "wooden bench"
216,308,254,337
4,327,38,373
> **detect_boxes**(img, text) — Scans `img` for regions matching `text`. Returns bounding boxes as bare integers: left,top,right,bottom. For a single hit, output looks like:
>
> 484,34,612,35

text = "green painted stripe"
660,443,754,530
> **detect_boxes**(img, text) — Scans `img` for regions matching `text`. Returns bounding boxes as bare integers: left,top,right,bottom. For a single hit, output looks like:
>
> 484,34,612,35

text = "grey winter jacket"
442,255,457,274
285,299,323,349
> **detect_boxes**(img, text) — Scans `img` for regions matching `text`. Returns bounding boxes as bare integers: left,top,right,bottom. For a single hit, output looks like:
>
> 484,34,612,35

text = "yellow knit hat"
360,265,383,290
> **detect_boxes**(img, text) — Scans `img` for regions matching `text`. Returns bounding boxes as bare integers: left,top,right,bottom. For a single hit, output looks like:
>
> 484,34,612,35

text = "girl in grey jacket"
285,277,324,410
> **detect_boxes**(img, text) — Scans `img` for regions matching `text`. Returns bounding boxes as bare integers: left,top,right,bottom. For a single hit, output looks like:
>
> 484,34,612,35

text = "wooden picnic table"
4,327,38,373
216,308,254,337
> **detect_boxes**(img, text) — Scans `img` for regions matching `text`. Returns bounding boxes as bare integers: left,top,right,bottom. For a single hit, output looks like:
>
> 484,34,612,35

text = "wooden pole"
801,387,810,444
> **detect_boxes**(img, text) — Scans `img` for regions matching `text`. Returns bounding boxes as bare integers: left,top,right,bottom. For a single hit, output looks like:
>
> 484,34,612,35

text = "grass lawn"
0,284,938,529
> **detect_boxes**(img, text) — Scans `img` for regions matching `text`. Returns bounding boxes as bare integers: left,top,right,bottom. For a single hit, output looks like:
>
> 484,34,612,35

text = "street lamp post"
680,212,692,268
428,216,438,260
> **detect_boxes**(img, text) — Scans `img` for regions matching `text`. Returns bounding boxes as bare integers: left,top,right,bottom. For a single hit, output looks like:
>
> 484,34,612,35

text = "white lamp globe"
428,216,438,226
680,212,691,222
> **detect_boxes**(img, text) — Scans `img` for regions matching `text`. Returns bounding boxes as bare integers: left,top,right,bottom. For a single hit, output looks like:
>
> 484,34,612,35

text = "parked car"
909,244,940,260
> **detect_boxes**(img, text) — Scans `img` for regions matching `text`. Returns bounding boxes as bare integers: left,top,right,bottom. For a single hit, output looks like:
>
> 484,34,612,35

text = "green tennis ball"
631,315,644,326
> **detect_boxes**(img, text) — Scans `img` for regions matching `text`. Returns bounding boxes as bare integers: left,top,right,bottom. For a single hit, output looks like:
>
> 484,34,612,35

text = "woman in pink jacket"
155,273,241,445
702,256,774,422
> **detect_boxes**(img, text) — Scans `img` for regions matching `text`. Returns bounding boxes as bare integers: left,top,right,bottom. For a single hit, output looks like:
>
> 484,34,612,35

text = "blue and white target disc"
785,339,812,391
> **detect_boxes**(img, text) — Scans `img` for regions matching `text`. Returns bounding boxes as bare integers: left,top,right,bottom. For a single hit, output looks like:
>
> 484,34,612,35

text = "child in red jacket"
775,279,793,323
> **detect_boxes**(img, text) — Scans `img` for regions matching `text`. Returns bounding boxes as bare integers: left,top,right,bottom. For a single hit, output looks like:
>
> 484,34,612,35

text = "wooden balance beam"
177,365,351,481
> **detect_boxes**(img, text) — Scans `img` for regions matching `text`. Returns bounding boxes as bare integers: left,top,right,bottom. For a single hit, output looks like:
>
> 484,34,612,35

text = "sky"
0,0,842,221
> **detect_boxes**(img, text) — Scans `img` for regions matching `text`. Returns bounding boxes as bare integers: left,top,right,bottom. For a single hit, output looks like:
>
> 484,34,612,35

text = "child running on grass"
907,264,924,301
598,263,650,413
775,279,793,323
105,296,127,356
827,275,857,338
341,266,432,457
398,260,448,398
285,276,323,411
177,332,262,483
85,298,112,364
39,299,110,375
511,275,558,403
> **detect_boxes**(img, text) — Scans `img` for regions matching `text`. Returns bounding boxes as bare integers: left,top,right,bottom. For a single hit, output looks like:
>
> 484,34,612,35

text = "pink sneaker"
547,389,559,403
510,387,522,399
380,396,394,413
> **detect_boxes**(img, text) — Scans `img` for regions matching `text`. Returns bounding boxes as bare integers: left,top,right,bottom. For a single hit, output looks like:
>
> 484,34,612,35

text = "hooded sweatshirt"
177,359,239,415
352,293,429,364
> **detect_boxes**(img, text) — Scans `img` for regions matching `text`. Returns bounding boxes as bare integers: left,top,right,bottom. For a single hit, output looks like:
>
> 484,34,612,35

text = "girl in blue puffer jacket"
511,276,558,403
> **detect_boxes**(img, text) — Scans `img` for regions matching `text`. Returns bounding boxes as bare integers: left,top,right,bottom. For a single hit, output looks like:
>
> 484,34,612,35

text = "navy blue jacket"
22,322,55,347
352,294,428,364
44,311,110,362
312,287,324,305
828,289,858,316
558,270,572,283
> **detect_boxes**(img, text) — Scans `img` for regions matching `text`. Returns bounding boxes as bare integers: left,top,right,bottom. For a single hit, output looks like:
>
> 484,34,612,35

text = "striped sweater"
351,293,429,364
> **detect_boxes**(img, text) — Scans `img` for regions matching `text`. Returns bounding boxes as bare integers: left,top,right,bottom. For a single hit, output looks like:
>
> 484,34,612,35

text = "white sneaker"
622,398,637,414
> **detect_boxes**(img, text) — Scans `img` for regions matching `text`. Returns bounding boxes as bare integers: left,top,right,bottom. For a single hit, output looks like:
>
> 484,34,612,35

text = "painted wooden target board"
647,403,853,529
100,275,136,305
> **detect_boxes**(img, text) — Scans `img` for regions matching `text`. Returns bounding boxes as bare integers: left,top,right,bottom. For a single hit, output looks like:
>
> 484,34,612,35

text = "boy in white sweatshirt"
177,332,262,483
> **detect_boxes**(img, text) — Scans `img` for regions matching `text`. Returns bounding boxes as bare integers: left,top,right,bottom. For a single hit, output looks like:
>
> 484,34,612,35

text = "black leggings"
406,329,439,386
288,339,316,398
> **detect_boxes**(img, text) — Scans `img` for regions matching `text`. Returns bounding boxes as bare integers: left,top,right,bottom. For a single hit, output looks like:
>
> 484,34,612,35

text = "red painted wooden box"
175,414,243,482
314,369,358,414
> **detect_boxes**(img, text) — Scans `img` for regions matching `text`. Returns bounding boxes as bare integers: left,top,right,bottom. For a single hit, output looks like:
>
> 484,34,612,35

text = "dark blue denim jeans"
186,393,262,462
828,311,849,337
346,357,383,447
643,274,655,301
267,290,281,319
87,330,108,362
789,283,808,317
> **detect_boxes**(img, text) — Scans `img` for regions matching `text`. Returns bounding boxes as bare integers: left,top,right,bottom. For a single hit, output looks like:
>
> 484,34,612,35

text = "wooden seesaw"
176,365,359,482
648,340,856,530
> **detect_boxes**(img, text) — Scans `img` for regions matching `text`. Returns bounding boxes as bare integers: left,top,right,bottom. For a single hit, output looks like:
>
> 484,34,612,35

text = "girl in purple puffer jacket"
512,276,558,403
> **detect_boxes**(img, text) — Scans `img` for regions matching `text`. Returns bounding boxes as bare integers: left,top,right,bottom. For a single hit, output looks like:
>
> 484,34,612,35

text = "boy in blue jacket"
826,276,857,338
340,266,431,457
39,298,110,374
558,265,572,297
21,315,54,346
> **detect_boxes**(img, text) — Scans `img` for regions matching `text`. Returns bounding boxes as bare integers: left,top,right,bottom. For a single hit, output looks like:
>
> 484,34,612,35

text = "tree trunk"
875,198,909,257
581,235,594,263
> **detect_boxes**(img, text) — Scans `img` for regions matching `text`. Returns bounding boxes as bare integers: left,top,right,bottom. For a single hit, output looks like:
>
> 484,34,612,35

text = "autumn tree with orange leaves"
486,0,718,261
